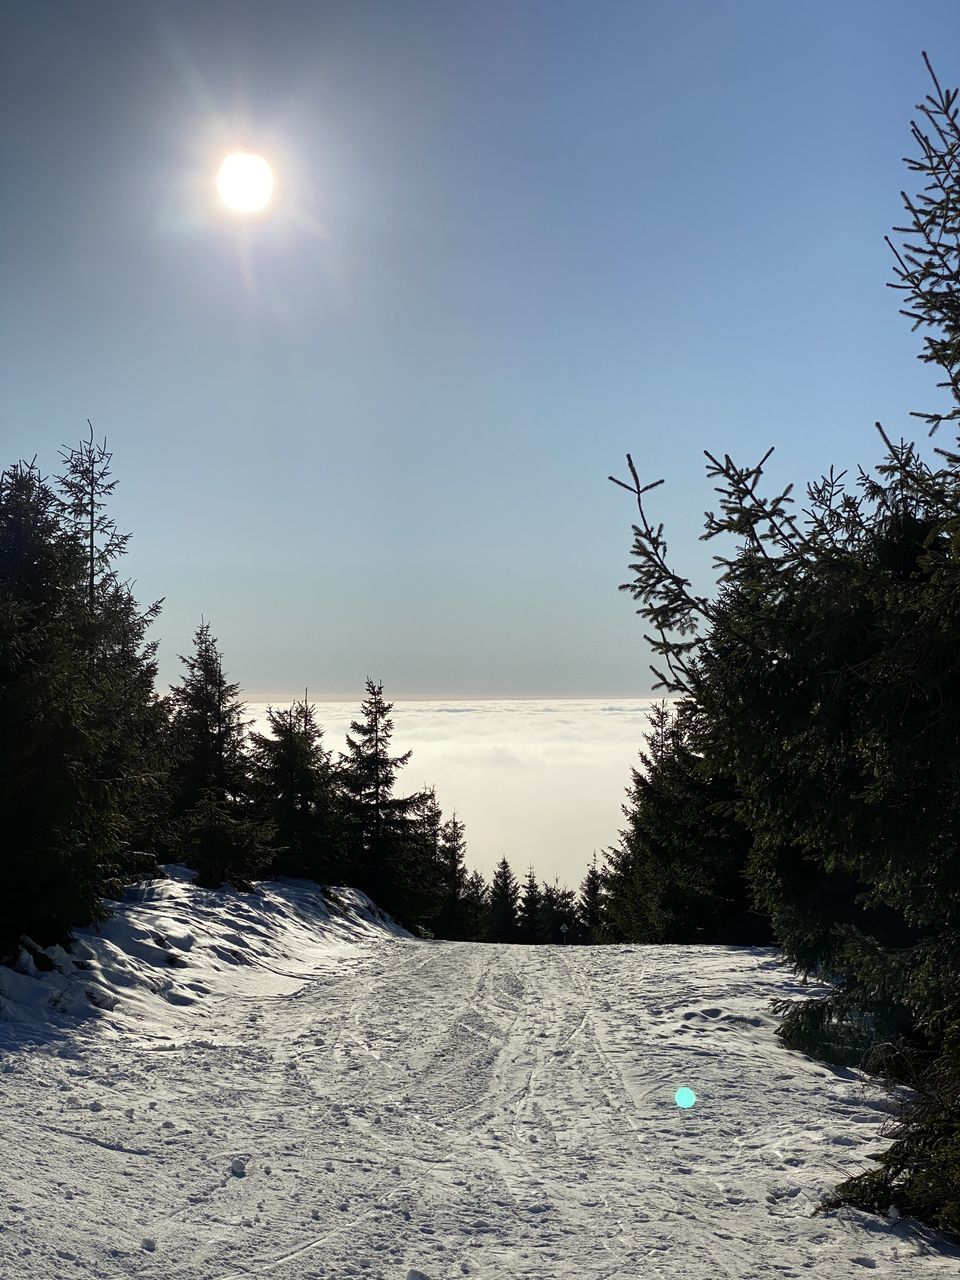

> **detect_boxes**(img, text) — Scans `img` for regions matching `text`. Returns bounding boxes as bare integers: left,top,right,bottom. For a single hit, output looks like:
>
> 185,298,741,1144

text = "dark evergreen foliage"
166,622,270,887
180,786,273,892
608,56,960,1236
604,701,770,945
338,679,427,924
1,460,100,952
56,423,130,613
248,698,340,882
409,786,445,934
484,857,520,942
536,879,578,944
58,430,168,878
576,855,605,943
167,622,249,817
0,435,164,954
433,811,477,940
459,868,490,941
517,867,542,944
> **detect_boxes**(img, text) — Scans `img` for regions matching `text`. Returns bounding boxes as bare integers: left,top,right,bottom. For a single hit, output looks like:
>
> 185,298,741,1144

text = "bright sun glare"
216,151,274,214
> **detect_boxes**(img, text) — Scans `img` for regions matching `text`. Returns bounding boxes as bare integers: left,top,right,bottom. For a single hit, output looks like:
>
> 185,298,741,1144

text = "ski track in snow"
1,879,958,1279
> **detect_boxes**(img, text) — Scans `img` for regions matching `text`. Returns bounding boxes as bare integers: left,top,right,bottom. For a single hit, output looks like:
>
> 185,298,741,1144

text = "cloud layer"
248,699,666,888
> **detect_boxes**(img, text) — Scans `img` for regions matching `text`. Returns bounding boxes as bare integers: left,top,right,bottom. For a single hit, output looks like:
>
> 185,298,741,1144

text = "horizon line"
241,692,671,704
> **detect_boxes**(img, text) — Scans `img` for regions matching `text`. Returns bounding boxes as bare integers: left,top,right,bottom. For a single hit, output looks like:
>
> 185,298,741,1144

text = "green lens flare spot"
674,1087,697,1109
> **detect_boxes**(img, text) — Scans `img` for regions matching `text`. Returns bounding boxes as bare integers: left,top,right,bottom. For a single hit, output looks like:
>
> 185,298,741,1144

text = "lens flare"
674,1087,697,1109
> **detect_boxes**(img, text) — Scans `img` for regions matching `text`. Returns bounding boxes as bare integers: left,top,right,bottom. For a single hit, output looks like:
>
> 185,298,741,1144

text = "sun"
216,151,274,214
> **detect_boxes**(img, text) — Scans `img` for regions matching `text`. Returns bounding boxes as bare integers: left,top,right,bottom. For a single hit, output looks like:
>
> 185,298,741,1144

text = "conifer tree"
0,460,98,952
167,622,269,887
56,428,167,876
248,697,340,882
537,879,577,944
56,422,129,614
517,866,542,944
181,786,273,891
607,54,960,1234
577,854,605,943
484,857,520,942
603,702,676,943
409,785,445,933
1,436,163,952
604,702,765,944
338,679,425,922
458,869,489,942
435,811,474,940
168,622,248,814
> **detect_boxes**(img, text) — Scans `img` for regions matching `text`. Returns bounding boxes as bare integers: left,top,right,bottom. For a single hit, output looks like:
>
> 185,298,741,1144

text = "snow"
1,873,958,1279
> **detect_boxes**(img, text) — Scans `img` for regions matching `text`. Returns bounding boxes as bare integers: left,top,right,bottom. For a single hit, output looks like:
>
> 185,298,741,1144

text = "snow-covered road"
1,880,957,1279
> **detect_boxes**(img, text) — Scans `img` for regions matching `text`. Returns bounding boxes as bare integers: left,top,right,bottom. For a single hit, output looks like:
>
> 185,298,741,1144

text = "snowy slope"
0,874,957,1280
0,869,409,1039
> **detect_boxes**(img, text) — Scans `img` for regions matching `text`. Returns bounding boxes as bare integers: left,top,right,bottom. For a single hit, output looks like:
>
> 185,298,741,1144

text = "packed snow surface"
1,872,957,1279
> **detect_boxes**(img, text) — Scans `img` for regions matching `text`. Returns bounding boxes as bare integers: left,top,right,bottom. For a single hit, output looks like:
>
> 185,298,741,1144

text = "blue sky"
2,1,958,698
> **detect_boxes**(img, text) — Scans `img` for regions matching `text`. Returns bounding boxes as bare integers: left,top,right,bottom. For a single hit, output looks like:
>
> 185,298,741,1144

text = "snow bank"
0,867,409,1042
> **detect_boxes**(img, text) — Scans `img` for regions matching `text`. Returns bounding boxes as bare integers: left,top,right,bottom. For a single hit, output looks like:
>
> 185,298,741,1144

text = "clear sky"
2,1,958,699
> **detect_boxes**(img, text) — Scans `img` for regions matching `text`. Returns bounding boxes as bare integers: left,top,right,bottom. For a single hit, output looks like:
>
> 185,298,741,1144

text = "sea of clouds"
247,699,666,888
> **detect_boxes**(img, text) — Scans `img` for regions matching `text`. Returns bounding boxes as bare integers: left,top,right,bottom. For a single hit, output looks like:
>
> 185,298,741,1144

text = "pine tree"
338,679,425,923
517,866,542,944
409,785,445,934
460,869,489,941
435,811,474,940
604,702,766,945
168,621,248,815
167,622,268,887
181,786,273,892
56,422,129,615
607,55,960,1234
1,435,163,953
248,697,340,882
0,460,97,952
484,857,520,942
537,879,577,944
577,854,605,944
56,428,167,878
603,702,676,944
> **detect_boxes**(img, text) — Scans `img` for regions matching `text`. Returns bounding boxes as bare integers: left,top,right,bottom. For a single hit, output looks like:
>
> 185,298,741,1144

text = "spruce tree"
517,866,542,944
577,854,605,944
168,622,248,814
409,785,445,934
537,879,577,944
607,55,960,1234
0,460,98,952
603,702,677,944
1,435,163,953
56,423,129,614
248,697,340,882
460,869,489,941
167,622,269,887
338,679,425,923
484,857,520,942
56,428,167,878
435,811,474,940
604,702,766,945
